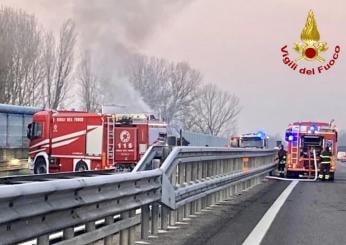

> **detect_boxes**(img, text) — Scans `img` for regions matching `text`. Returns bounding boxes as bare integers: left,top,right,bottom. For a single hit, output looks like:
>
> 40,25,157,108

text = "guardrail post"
212,160,217,205
104,216,114,245
169,166,177,226
161,205,169,230
120,211,129,245
86,221,95,232
196,162,203,213
207,160,212,178
128,209,136,245
37,235,49,245
185,163,191,217
177,163,185,221
191,161,198,214
151,203,159,235
216,160,220,202
235,182,240,194
201,161,208,209
236,158,241,171
141,204,150,239
63,227,74,240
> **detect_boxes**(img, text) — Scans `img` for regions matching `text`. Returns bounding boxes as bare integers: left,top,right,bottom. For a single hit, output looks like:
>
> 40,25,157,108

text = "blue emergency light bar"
256,131,266,139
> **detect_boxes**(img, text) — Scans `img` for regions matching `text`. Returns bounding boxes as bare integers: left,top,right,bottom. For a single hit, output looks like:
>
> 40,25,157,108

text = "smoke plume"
71,0,194,111
6,0,194,111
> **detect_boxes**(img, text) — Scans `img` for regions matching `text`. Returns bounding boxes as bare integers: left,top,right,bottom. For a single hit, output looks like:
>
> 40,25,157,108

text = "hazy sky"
2,0,346,135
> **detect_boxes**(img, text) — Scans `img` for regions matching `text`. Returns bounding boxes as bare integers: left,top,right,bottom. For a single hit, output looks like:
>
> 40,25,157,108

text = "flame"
300,10,320,42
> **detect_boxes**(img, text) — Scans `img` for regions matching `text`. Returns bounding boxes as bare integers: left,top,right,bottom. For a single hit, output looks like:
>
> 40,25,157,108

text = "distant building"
0,104,41,163
169,128,228,147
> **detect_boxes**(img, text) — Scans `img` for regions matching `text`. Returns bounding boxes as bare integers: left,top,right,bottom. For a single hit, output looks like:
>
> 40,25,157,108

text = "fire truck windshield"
28,122,42,139
241,137,263,148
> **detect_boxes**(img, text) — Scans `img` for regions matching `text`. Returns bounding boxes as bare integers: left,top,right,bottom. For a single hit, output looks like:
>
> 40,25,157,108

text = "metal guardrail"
0,170,161,245
0,169,116,184
0,147,276,245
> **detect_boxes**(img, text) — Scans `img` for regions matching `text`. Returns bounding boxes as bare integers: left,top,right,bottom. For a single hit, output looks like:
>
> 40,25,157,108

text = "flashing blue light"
310,125,317,131
285,132,296,142
256,131,265,139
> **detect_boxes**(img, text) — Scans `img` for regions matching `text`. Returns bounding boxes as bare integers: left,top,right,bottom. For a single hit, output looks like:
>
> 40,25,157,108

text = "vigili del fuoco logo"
281,10,340,75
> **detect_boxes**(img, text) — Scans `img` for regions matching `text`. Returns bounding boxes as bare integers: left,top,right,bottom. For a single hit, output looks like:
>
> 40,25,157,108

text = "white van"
337,151,346,162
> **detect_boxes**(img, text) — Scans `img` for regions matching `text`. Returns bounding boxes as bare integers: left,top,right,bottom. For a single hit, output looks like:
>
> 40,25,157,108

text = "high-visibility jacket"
278,149,287,163
320,150,332,164
279,155,287,164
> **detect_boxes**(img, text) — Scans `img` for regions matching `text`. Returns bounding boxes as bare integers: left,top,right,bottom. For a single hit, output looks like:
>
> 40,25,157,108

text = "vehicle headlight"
9,159,20,165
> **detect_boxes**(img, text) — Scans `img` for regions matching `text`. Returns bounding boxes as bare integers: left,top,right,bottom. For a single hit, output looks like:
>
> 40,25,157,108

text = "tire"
75,161,88,172
34,157,47,174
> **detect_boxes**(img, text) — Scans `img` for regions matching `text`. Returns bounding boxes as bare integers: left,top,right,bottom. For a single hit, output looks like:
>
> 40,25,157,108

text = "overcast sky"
2,0,346,135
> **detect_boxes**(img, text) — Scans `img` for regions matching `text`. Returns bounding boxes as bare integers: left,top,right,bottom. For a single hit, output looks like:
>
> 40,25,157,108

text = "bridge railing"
0,147,276,245
139,147,275,229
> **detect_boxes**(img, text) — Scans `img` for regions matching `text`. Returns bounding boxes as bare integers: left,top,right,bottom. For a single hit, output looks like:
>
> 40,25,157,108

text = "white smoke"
5,0,194,112
71,0,194,112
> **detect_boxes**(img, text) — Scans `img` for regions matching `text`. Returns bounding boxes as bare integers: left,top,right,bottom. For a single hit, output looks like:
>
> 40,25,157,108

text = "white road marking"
242,180,299,245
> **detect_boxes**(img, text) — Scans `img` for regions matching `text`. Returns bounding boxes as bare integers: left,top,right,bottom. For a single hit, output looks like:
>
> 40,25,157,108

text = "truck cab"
231,132,269,149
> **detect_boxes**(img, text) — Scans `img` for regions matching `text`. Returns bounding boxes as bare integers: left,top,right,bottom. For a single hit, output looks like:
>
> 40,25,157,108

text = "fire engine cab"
27,110,167,174
230,131,268,149
285,121,337,180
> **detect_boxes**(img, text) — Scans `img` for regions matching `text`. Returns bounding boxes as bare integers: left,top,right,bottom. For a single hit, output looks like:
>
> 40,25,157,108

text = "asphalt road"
204,162,346,245
147,162,346,245
262,162,346,245
148,178,290,245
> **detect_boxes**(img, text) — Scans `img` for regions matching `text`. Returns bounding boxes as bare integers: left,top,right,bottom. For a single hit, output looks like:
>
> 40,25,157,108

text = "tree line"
0,6,240,137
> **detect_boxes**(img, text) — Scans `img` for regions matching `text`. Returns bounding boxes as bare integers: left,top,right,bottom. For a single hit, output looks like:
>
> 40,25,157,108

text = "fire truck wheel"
34,157,47,174
75,161,88,172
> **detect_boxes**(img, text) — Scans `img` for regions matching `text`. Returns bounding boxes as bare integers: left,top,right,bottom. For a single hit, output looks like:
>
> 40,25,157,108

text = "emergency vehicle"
230,132,268,149
27,110,167,174
285,121,337,180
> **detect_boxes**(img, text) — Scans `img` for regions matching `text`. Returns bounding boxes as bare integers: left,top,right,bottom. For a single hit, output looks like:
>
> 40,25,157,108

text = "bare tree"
42,20,76,109
78,51,103,112
0,7,44,106
127,55,201,126
187,83,241,136
42,32,56,108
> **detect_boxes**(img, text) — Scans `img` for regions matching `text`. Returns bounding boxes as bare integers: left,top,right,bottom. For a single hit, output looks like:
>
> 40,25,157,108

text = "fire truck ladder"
106,116,115,166
291,140,299,165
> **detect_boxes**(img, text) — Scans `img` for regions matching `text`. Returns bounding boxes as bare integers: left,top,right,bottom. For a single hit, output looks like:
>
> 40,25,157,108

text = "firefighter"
276,145,287,177
319,146,332,180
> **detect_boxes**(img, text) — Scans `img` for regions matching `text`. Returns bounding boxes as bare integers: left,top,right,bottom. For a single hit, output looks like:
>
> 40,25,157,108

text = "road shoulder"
142,179,289,245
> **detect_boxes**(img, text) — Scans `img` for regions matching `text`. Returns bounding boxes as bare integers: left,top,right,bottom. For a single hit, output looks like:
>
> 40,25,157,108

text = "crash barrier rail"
135,146,276,229
0,169,117,185
0,147,276,245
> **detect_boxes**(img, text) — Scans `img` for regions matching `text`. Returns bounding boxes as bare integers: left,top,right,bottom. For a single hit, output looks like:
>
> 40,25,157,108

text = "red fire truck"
285,121,338,180
27,110,167,173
